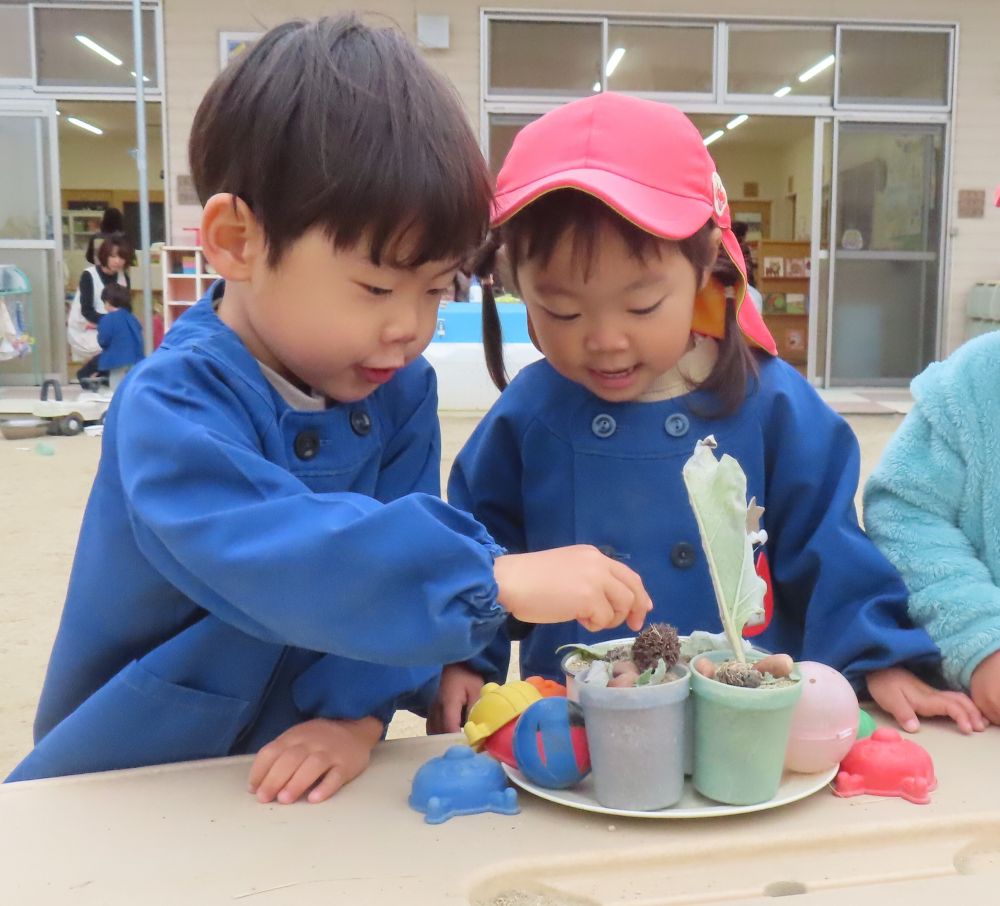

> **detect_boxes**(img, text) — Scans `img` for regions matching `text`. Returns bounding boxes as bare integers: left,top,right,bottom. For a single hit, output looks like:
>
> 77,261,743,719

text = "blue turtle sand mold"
409,745,519,825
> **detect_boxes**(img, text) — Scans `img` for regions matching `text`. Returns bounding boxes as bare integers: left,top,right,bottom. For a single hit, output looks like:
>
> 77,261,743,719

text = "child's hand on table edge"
969,649,1000,725
866,666,987,735
248,716,383,804
427,663,484,735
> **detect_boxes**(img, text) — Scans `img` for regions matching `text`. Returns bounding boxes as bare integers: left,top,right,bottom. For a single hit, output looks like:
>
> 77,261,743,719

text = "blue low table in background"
431,301,531,344
424,301,542,410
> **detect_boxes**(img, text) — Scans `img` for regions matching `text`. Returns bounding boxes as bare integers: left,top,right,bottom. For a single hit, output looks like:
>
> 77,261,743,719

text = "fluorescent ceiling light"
130,71,151,83
726,114,749,130
703,130,725,147
75,34,122,67
798,54,835,83
592,81,601,92
605,47,626,77
67,116,103,136
774,85,792,98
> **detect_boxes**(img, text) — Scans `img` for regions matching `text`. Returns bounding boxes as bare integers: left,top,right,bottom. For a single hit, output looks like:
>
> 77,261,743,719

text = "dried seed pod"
604,645,634,663
715,660,763,688
631,623,681,673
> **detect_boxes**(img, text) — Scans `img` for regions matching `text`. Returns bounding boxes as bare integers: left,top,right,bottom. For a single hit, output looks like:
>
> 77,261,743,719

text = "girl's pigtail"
474,232,508,391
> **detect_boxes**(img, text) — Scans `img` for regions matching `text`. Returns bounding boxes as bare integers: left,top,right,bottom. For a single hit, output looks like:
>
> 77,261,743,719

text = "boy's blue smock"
97,308,144,370
449,356,940,690
9,290,505,782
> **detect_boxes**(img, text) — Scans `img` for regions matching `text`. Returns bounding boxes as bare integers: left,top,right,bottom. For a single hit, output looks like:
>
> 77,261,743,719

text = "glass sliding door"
827,122,944,385
0,99,62,384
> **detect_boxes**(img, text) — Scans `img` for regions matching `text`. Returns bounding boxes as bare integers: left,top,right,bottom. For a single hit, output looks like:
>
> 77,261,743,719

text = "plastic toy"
525,675,567,697
409,745,519,824
512,697,590,789
482,718,520,768
0,379,108,440
857,708,877,739
463,680,541,750
834,727,937,805
784,661,859,773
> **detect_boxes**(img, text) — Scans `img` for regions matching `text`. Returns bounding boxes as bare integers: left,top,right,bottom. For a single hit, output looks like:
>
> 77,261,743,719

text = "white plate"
503,764,838,819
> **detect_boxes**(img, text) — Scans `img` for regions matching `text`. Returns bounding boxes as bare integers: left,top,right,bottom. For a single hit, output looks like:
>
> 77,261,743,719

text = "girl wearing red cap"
431,93,983,736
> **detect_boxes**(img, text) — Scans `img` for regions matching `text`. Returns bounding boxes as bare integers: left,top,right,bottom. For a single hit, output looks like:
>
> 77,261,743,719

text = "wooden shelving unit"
758,239,810,368
161,246,215,331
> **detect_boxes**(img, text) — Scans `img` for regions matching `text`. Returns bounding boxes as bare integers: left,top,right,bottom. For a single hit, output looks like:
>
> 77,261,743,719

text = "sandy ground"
0,411,902,777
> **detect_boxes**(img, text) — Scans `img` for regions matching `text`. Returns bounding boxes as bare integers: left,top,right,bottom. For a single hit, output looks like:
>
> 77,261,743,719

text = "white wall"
162,0,1000,356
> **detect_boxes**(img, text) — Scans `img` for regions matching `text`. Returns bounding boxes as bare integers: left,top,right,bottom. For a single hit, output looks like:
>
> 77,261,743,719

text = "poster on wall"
219,32,263,70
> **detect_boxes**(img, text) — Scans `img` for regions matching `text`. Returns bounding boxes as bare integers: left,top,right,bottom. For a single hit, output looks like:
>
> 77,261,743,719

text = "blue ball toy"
512,697,591,789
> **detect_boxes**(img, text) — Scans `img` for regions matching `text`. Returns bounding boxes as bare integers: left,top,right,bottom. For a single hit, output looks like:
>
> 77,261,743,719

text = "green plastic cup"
690,651,802,805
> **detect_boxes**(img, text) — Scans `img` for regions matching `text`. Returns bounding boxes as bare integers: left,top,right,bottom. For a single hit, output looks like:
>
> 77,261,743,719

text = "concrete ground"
0,410,903,777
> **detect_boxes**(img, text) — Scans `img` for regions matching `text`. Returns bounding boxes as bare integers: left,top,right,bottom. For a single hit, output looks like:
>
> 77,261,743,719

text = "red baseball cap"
493,93,776,356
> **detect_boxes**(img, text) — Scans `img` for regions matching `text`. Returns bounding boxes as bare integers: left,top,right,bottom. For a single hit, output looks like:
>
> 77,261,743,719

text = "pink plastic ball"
785,661,859,773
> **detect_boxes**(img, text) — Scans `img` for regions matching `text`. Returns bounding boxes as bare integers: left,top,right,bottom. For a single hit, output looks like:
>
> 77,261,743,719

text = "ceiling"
58,101,162,139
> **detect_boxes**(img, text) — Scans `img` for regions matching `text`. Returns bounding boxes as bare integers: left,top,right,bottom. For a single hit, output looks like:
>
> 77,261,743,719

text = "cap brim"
493,168,713,240
720,230,777,356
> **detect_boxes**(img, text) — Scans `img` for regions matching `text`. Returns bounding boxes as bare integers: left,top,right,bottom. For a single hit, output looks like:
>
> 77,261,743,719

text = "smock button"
664,413,690,438
350,409,372,436
670,542,697,569
293,429,320,461
591,414,616,438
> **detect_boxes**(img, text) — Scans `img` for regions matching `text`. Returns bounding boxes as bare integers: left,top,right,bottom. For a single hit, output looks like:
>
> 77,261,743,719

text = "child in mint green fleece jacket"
865,330,1000,726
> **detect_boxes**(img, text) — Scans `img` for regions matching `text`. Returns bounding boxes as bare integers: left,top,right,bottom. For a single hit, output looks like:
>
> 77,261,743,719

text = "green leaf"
554,643,612,662
682,436,766,663
635,657,669,687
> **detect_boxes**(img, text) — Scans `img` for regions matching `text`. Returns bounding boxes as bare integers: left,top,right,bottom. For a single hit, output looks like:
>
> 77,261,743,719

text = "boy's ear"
200,194,266,281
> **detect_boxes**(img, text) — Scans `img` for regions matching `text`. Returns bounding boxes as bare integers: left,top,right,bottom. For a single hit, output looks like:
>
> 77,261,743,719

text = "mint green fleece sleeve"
863,360,1000,690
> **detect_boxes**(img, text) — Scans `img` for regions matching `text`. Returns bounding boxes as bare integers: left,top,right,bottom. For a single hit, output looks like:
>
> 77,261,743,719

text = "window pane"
837,125,942,253
0,6,32,80
728,27,834,98
606,24,713,94
0,116,51,240
839,29,950,106
490,21,601,96
35,7,158,90
488,114,539,175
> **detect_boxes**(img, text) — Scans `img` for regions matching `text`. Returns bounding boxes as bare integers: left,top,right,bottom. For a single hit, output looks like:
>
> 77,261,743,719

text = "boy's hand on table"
248,716,383,804
970,650,1000,725
427,663,484,735
494,547,652,633
867,666,987,735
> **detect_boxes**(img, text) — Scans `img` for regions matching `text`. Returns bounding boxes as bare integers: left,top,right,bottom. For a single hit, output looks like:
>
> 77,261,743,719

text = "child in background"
93,283,144,383
865,229,1000,724
76,283,144,387
8,18,650,801
68,233,131,370
430,93,984,737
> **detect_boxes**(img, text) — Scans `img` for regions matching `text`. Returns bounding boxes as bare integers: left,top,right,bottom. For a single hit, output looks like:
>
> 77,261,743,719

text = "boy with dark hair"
95,283,144,383
9,16,650,802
